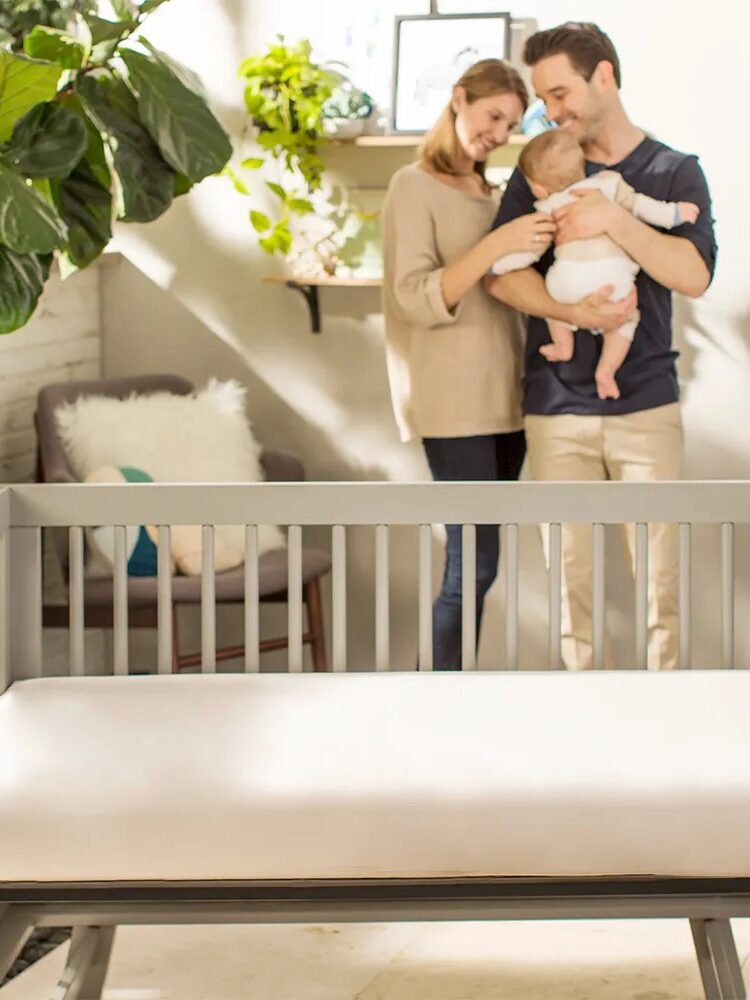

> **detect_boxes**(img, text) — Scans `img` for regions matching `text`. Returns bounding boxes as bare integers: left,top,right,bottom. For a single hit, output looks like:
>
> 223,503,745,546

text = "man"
488,22,717,669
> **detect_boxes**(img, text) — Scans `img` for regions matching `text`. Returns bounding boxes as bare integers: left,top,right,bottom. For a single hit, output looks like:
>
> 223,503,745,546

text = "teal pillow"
85,466,158,577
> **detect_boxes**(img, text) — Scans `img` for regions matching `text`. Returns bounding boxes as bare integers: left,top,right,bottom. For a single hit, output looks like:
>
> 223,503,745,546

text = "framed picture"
392,13,511,134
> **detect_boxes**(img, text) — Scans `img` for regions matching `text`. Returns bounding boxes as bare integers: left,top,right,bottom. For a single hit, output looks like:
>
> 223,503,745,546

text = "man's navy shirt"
492,136,717,415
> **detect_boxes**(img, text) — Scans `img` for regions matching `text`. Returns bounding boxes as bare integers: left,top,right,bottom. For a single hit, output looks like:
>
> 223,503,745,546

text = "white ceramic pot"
323,118,366,139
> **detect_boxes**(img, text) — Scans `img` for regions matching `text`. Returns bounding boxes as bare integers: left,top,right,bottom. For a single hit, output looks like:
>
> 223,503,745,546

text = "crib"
1,480,749,1000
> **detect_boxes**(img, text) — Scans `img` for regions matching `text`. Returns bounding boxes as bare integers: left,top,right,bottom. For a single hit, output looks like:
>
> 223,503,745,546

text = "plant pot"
323,118,366,140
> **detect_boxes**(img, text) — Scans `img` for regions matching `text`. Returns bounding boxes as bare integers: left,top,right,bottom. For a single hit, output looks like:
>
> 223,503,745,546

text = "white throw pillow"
56,379,285,564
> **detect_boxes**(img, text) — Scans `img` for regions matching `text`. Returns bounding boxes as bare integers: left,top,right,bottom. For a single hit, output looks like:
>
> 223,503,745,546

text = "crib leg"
691,918,746,999
0,905,35,983
55,925,116,1000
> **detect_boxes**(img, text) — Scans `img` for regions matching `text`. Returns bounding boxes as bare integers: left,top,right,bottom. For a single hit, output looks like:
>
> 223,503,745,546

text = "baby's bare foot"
540,342,573,362
596,370,620,400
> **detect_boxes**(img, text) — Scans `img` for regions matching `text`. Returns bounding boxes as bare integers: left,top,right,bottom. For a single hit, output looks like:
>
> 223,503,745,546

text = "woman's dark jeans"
422,431,526,670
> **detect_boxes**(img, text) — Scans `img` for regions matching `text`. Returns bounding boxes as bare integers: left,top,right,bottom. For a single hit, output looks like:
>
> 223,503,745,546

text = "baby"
492,130,700,399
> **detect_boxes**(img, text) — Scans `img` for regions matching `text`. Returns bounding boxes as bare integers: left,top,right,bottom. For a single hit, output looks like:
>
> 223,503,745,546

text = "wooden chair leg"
305,578,328,672
172,607,181,673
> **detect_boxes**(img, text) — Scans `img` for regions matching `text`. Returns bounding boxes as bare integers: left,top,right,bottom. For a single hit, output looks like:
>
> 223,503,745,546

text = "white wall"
102,0,750,669
0,265,101,484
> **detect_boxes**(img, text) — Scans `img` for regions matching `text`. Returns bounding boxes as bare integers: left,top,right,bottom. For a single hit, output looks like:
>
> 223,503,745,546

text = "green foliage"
235,36,339,258
0,0,232,333
0,1,95,51
322,81,373,121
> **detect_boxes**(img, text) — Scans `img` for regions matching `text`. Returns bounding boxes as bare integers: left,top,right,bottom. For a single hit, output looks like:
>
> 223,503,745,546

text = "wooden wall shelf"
332,133,529,148
262,275,382,333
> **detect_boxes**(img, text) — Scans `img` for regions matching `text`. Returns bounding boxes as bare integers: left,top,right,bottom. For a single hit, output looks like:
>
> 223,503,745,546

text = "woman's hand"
494,212,556,256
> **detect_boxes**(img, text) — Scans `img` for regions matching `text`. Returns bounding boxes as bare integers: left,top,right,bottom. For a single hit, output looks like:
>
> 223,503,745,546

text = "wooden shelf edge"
262,275,382,287
331,133,529,148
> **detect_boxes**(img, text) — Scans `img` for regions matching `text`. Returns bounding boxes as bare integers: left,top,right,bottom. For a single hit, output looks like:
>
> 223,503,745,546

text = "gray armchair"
35,374,331,671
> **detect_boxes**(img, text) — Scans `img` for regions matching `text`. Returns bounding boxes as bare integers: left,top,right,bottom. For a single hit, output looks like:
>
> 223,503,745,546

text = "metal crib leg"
53,926,116,1000
0,905,35,983
691,918,747,999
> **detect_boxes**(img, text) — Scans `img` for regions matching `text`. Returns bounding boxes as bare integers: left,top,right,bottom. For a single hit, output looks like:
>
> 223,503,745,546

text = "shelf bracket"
286,280,321,334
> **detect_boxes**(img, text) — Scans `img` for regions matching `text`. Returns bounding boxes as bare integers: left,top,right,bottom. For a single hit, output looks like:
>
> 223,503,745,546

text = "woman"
382,59,555,670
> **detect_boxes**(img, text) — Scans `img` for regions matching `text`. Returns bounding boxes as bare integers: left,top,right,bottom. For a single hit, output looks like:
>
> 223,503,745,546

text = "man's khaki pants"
525,403,683,670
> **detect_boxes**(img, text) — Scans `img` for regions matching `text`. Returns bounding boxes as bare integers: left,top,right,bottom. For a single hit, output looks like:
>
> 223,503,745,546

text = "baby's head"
518,130,586,200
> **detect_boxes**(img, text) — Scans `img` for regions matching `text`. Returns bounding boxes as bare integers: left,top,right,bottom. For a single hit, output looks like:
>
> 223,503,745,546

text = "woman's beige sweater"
382,163,525,443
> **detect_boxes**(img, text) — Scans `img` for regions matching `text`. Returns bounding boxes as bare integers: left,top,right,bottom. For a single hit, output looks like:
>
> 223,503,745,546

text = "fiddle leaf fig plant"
0,0,232,334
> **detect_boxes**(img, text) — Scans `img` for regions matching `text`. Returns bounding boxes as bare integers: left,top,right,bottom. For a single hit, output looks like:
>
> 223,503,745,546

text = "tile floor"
2,917,749,999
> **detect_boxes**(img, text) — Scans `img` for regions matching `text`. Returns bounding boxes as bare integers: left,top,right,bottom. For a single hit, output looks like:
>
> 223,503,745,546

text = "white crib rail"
2,480,748,687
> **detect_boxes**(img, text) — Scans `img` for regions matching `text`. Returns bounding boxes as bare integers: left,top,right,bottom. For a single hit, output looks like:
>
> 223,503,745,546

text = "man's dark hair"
523,22,621,88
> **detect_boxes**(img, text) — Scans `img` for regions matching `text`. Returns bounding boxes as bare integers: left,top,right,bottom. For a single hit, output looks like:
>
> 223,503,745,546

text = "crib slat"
288,525,303,672
418,524,433,671
461,524,477,670
113,525,128,676
157,525,172,674
244,525,260,673
592,522,606,669
332,524,347,672
635,522,648,670
9,527,42,680
69,525,85,676
375,524,390,671
721,522,735,669
201,525,216,673
679,522,692,669
505,523,519,670
548,522,562,670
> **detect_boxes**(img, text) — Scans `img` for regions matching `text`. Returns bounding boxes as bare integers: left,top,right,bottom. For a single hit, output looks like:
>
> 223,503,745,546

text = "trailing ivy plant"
232,37,339,258
0,0,232,334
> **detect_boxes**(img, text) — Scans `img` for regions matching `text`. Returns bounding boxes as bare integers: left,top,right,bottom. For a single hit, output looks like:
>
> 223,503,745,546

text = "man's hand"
571,284,638,332
554,189,626,245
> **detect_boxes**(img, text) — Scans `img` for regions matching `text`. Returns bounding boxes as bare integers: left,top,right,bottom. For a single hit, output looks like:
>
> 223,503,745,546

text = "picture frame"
391,13,511,134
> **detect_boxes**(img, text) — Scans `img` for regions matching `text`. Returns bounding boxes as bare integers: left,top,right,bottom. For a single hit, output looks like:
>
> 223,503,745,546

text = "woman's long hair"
420,59,528,184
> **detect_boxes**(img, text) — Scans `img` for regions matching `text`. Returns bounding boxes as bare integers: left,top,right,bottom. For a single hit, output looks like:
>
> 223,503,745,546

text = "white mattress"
1,670,749,884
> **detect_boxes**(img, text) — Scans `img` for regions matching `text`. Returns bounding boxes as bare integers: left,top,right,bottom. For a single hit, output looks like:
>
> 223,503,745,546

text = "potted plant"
232,36,373,271
322,78,374,139
0,0,232,334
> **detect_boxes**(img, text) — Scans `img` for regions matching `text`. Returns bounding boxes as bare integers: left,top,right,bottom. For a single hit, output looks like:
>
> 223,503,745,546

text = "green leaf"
173,172,192,196
137,37,204,96
84,15,130,64
119,47,231,182
221,165,248,195
2,103,87,178
111,0,139,20
140,0,171,11
274,223,292,255
240,156,263,170
0,162,68,253
249,209,270,232
51,160,112,269
0,245,51,334
265,181,286,201
23,27,85,70
31,177,52,202
288,197,313,215
77,74,173,222
0,50,62,143
58,92,111,189
258,234,277,254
